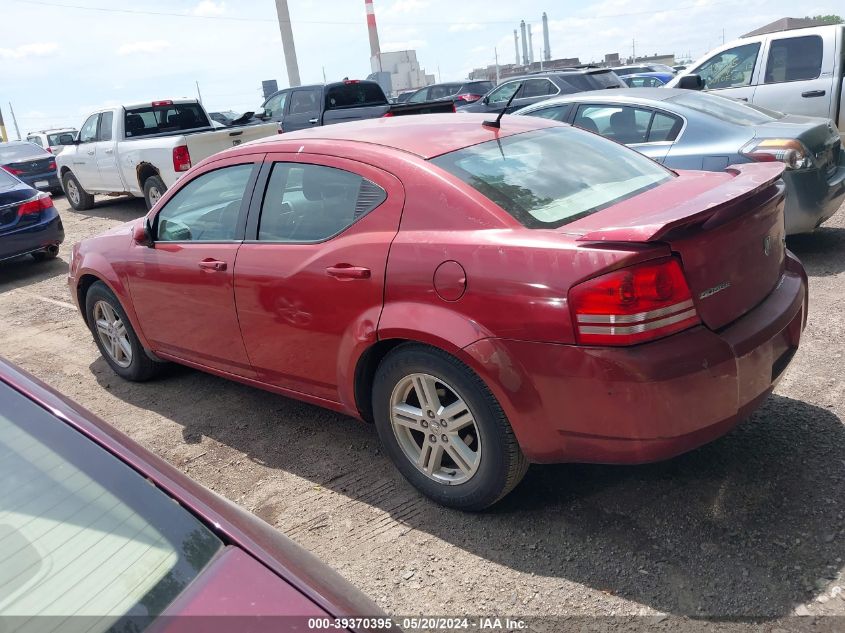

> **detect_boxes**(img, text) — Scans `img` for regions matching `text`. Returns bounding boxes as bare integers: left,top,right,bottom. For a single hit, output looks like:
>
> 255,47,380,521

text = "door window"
693,42,760,89
79,114,99,143
487,81,522,104
764,35,823,83
263,91,288,118
97,112,113,142
525,104,571,122
648,111,683,142
520,79,558,99
155,164,253,242
407,88,430,103
258,163,386,242
289,90,320,114
574,105,650,143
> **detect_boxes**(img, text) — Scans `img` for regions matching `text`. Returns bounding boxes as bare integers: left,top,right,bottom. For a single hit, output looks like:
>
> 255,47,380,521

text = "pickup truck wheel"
143,176,166,210
63,172,94,211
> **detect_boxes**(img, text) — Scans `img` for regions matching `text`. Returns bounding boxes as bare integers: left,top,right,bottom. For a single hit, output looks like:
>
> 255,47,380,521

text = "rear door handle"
199,259,227,271
736,97,748,102
326,264,370,279
801,90,826,98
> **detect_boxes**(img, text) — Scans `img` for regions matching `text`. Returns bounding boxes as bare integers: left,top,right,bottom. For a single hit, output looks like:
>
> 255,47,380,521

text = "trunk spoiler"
576,163,785,243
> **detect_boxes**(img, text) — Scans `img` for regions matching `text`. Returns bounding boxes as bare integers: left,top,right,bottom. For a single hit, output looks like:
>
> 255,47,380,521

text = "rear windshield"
668,92,784,125
431,127,673,229
0,143,46,161
0,381,223,629
124,103,211,138
561,71,623,92
325,83,387,110
467,82,494,94
47,132,74,145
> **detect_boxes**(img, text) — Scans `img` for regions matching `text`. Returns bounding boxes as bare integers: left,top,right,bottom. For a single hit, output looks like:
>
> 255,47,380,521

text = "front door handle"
308,118,319,125
736,97,748,102
199,258,227,271
104,148,114,154
801,90,826,98
87,150,95,155
326,264,370,279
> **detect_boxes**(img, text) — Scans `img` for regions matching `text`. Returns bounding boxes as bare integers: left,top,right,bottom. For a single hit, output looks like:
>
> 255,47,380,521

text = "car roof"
245,113,559,159
519,87,681,111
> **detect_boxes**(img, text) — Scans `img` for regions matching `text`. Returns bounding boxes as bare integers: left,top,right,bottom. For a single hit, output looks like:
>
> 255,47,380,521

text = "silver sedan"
515,88,845,235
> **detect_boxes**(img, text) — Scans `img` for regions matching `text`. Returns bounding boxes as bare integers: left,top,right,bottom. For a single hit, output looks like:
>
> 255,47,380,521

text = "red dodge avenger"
68,114,807,510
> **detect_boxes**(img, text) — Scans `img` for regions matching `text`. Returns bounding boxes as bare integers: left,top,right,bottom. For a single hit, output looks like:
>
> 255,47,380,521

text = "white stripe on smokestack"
365,0,381,58
542,12,551,61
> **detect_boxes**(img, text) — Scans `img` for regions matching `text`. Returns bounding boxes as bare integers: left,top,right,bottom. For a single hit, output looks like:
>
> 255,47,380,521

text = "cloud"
449,23,483,32
191,1,225,17
382,0,430,17
382,39,427,51
0,42,58,60
117,40,172,56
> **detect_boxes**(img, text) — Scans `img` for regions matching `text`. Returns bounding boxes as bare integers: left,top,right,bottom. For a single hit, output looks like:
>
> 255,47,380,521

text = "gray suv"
458,68,625,114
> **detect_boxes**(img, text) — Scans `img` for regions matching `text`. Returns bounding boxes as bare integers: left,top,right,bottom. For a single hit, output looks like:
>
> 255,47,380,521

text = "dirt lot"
1,194,844,622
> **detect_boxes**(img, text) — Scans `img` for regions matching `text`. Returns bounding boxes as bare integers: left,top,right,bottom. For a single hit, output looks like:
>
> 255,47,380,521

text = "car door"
282,88,322,131
234,154,404,402
69,113,102,190
690,40,763,102
751,32,832,118
126,156,262,377
93,111,124,192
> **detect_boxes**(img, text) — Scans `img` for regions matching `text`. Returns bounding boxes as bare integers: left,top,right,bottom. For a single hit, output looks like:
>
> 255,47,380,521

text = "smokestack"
520,20,528,66
365,0,381,59
514,29,520,66
542,12,551,61
528,24,534,65
274,0,301,87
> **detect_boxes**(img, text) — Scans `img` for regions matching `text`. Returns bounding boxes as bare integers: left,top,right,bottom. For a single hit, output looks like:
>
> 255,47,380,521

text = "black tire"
84,281,161,381
62,171,94,211
373,344,528,511
31,248,58,262
143,176,167,210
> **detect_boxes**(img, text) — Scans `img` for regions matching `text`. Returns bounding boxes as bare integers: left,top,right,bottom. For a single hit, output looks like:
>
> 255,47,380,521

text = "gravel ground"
1,194,844,624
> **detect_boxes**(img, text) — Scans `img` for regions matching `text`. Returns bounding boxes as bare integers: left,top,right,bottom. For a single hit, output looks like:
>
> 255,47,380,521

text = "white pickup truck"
668,23,844,137
56,99,278,210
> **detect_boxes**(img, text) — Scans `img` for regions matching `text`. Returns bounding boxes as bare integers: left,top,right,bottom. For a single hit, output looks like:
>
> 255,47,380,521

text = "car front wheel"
63,172,94,210
85,281,161,381
373,344,528,511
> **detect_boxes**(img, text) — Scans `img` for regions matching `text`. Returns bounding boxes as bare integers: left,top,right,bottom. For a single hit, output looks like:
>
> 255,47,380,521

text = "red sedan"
68,114,807,510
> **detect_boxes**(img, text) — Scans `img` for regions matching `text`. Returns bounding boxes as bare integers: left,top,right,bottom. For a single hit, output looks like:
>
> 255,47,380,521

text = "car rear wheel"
143,176,166,210
85,281,161,381
373,344,528,510
63,172,94,211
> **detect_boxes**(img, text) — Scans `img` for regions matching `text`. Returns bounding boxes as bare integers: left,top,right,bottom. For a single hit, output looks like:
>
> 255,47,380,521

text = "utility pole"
722,28,725,45
274,0,301,87
322,66,327,83
195,81,203,104
494,47,500,83
632,38,636,62
8,102,21,140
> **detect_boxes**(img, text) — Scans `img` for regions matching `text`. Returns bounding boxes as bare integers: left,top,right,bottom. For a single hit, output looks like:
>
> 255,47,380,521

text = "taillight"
2,166,24,176
46,147,53,154
48,160,56,170
383,111,394,118
455,93,483,103
17,193,53,217
172,145,192,172
740,138,812,170
569,257,700,346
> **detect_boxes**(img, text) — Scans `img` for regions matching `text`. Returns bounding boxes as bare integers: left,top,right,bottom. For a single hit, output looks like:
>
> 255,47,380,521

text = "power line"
12,0,737,25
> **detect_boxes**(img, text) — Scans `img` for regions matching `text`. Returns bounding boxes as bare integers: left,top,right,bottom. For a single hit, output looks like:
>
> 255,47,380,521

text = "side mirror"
676,74,704,90
58,133,75,145
255,108,269,120
132,219,154,247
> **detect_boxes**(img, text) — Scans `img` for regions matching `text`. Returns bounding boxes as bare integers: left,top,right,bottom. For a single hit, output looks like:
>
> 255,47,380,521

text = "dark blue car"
0,141,62,194
0,169,64,263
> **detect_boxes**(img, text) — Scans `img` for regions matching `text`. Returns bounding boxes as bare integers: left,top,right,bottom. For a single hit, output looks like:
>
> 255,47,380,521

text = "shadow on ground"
0,256,68,293
90,357,845,619
63,195,147,222
788,226,845,277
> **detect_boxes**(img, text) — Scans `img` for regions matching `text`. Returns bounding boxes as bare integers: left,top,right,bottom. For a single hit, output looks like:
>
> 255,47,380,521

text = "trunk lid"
6,155,53,176
754,114,841,177
568,163,786,330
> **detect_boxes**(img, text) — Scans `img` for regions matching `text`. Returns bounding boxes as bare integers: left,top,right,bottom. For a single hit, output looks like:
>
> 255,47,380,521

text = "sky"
1,0,842,136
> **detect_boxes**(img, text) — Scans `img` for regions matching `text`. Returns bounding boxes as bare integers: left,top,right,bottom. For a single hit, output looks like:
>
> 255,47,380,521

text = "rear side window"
289,89,321,114
560,71,623,92
325,83,387,110
764,35,823,83
98,112,113,142
521,79,558,98
124,104,210,138
431,127,672,229
27,136,43,147
0,381,222,629
258,163,386,242
428,84,462,100
649,112,683,142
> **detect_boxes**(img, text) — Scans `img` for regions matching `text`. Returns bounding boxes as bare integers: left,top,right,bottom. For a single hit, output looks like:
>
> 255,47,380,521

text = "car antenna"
483,82,523,129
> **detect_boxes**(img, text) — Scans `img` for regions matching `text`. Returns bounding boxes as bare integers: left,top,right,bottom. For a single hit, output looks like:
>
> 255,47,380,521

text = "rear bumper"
463,253,808,464
783,160,845,234
18,171,61,191
0,208,64,261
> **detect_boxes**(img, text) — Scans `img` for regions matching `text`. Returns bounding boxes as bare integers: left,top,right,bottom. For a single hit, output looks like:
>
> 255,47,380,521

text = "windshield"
668,92,784,125
325,83,387,109
0,143,46,161
0,381,223,629
124,104,211,138
431,127,673,229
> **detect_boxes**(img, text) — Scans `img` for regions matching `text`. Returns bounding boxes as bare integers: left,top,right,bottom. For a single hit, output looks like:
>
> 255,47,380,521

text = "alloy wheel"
66,179,80,206
93,300,133,368
389,373,482,485
147,186,162,206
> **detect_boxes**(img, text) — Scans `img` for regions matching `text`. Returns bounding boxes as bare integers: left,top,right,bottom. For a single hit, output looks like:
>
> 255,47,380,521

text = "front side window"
263,92,288,118
764,35,823,83
693,42,761,89
79,114,99,143
156,164,253,242
258,163,386,242
0,382,222,629
431,127,672,229
487,81,521,104
98,112,113,142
